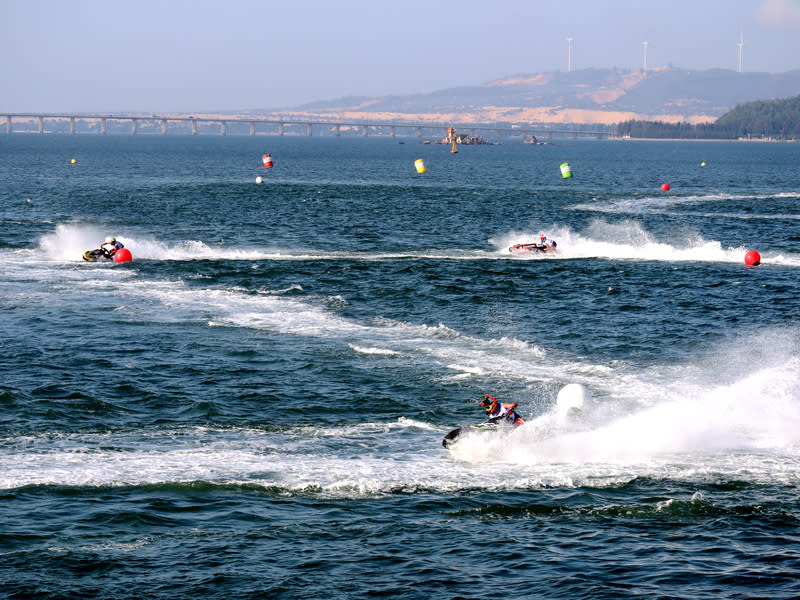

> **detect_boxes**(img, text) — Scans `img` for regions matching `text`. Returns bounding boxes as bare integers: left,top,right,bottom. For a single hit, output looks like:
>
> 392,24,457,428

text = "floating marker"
661,183,671,191
744,250,761,266
114,248,133,263
255,176,263,184
701,161,706,167
560,162,572,178
414,158,427,174
70,158,77,164
262,154,273,168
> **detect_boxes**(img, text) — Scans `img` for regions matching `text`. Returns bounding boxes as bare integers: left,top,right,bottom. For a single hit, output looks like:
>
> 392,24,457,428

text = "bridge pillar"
307,123,313,136
131,118,137,135
362,125,368,137
100,118,107,135
249,121,255,136
416,127,422,137
190,119,197,135
70,117,76,135
38,116,44,134
279,122,284,136
6,116,11,134
334,124,340,137
221,121,227,135
390,126,395,138
161,119,168,135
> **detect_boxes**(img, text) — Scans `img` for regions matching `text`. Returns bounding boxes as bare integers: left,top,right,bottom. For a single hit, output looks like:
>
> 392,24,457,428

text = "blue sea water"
1,134,799,599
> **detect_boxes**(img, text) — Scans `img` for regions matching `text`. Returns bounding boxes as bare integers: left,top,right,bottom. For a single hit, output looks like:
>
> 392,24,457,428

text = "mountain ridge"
269,67,800,126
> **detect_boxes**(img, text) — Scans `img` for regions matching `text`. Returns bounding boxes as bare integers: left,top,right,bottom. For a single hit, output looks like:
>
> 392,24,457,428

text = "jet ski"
82,246,133,263
444,395,526,448
509,241,556,254
82,248,113,262
442,418,514,448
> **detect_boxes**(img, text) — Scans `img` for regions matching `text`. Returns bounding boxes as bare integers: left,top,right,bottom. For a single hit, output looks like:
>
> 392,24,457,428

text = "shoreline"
616,136,797,143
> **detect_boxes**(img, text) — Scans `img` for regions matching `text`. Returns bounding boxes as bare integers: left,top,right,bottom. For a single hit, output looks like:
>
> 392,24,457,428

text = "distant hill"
267,67,800,127
618,94,800,139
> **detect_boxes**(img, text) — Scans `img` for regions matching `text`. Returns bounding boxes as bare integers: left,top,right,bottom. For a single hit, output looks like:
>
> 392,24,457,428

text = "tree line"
617,94,800,139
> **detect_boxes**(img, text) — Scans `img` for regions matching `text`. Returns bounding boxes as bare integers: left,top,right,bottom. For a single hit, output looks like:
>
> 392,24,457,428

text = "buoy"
560,162,572,178
661,183,671,191
744,250,761,266
70,158,77,164
700,161,706,167
114,248,133,263
414,158,427,174
262,154,273,168
255,176,263,184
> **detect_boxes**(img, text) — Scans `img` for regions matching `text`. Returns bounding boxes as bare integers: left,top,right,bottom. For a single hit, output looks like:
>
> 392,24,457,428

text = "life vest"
100,241,123,254
488,402,519,424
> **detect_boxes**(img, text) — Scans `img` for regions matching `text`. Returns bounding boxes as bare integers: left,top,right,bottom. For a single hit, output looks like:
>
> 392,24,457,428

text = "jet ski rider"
540,234,557,250
480,394,525,426
100,236,124,258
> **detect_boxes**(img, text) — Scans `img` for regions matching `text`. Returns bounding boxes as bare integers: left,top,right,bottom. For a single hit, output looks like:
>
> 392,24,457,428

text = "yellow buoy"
70,158,77,164
701,161,706,167
414,159,427,174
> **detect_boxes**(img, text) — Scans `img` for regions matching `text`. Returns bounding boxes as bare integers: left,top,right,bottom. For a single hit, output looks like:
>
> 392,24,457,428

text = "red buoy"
114,248,133,263
660,183,670,191
744,250,761,266
262,154,273,168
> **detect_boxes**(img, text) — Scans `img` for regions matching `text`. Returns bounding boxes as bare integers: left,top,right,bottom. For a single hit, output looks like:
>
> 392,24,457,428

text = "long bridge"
1,112,613,139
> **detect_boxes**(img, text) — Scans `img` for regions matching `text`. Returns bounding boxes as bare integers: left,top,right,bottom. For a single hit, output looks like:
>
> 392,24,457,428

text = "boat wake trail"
492,218,800,266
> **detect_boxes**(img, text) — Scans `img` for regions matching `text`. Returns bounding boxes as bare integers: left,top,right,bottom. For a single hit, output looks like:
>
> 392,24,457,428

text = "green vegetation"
617,94,800,140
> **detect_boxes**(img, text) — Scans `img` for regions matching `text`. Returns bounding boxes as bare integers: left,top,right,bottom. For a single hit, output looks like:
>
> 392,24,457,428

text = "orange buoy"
114,248,133,263
661,183,670,191
262,154,273,168
744,250,761,266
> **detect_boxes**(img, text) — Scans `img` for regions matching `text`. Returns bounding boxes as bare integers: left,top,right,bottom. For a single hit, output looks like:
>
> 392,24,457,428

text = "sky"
3,0,800,113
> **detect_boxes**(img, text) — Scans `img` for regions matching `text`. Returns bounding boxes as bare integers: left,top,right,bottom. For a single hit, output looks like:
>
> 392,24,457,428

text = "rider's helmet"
481,396,497,411
540,234,546,241
106,236,116,243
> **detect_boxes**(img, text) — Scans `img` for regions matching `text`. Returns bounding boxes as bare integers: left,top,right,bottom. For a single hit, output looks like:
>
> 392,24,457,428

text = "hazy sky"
3,0,800,112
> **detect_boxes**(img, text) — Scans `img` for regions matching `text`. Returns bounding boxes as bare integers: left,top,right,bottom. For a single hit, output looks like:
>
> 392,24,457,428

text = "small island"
523,135,551,145
431,126,501,146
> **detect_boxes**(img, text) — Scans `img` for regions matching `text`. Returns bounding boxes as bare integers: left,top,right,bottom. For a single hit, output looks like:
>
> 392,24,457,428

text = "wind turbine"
642,41,648,74
737,30,744,73
567,37,573,72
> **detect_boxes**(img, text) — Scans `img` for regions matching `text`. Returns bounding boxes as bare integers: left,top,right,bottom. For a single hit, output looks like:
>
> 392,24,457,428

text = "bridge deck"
2,112,613,138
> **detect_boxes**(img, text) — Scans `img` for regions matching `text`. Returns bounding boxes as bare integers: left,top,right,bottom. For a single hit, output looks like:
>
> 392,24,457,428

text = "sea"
1,133,799,599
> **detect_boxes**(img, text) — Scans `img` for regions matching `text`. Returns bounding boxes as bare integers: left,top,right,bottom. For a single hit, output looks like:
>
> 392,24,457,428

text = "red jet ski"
509,241,556,253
